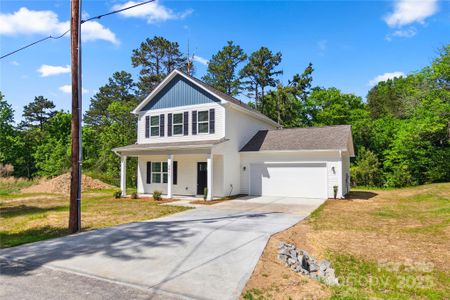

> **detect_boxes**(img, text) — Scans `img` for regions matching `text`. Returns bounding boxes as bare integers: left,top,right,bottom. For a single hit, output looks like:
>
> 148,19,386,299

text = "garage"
250,163,327,198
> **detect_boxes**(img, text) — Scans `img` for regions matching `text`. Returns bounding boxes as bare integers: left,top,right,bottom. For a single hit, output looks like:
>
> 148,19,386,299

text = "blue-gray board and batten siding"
141,75,221,111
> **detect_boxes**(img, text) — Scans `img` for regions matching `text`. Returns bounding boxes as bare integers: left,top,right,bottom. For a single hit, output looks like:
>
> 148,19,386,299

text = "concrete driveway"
0,196,325,300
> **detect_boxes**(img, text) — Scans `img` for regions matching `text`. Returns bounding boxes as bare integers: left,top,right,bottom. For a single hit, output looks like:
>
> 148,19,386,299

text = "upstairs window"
150,116,160,136
198,110,209,134
173,113,183,135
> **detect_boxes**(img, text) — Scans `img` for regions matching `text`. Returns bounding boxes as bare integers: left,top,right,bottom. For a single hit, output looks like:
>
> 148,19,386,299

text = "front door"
197,162,207,195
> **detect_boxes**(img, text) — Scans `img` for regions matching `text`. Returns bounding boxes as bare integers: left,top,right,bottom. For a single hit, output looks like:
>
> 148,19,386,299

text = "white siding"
137,103,225,144
213,106,277,196
137,154,224,196
240,151,344,198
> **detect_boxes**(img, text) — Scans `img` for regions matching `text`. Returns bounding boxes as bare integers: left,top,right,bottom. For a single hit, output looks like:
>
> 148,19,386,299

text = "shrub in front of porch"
114,190,122,199
153,190,162,200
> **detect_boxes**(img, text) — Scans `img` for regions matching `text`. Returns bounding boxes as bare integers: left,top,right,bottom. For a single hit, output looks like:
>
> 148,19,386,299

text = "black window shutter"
160,114,165,137
167,113,172,136
209,109,215,134
173,161,178,185
146,161,151,184
183,112,189,135
145,116,150,138
192,110,197,135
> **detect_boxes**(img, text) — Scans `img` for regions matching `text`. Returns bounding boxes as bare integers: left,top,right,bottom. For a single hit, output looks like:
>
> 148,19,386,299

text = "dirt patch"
243,226,331,300
21,173,113,194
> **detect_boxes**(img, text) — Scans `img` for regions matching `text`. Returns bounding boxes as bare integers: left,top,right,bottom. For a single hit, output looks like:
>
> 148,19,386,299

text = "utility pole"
69,0,82,233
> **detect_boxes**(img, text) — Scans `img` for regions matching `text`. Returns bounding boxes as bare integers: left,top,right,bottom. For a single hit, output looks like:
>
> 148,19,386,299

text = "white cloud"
80,21,119,45
0,7,66,36
0,7,118,44
113,1,193,23
10,61,20,66
384,0,438,27
37,64,70,77
369,72,405,86
385,27,417,41
59,85,71,93
193,55,208,66
59,84,88,94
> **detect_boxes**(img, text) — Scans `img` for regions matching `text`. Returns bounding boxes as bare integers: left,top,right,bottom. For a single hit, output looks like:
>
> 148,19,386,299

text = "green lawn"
0,182,190,248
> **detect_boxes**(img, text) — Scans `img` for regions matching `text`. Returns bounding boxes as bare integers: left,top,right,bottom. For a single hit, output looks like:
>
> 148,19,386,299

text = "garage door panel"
250,163,327,198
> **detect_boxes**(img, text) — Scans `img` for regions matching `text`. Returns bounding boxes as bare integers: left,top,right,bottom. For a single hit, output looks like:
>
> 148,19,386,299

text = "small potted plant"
333,185,338,199
203,187,208,200
153,190,162,201
114,190,122,199
130,192,138,199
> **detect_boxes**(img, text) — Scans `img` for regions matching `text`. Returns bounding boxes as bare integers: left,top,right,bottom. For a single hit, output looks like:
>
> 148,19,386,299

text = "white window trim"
172,113,184,136
150,115,160,137
151,162,168,184
197,110,209,134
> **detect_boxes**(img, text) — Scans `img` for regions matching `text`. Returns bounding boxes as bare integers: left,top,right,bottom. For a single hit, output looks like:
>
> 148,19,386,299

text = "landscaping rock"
277,242,339,286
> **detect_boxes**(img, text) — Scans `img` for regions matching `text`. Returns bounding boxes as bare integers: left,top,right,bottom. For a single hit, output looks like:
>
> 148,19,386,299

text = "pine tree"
131,36,188,96
22,96,56,130
240,47,283,109
84,71,136,127
202,41,247,96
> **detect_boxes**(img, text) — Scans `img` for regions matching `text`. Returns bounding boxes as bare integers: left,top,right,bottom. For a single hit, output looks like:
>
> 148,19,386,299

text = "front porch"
113,140,227,200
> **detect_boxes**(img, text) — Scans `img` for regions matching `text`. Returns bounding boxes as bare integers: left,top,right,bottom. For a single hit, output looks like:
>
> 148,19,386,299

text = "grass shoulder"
1,186,190,248
242,182,450,299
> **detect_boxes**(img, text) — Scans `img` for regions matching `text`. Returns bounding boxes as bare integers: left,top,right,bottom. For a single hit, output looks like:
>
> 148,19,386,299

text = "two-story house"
113,70,354,200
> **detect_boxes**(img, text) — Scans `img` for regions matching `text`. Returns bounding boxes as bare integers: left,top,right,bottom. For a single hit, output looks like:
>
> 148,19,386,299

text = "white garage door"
250,163,327,198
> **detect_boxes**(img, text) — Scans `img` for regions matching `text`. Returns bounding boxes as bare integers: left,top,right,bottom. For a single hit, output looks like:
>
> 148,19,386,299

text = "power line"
0,30,70,60
81,0,155,24
0,0,155,60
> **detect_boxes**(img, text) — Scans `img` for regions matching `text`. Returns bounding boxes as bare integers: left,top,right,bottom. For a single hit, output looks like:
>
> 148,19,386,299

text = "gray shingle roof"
185,73,279,126
240,125,354,154
113,138,228,153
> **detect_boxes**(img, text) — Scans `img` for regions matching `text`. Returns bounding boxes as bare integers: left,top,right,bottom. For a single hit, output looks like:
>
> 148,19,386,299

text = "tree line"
0,36,448,188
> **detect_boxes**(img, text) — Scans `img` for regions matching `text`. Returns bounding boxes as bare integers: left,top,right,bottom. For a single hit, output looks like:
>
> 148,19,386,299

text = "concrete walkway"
0,196,325,300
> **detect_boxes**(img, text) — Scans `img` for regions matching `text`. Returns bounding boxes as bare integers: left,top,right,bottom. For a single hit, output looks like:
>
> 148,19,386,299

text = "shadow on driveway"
0,211,274,277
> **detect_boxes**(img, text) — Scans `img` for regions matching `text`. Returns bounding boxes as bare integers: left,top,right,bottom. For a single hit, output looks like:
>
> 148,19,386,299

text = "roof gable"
132,70,279,127
140,74,221,111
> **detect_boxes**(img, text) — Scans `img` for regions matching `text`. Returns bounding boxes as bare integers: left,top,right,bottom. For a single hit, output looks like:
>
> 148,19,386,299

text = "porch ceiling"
112,138,228,156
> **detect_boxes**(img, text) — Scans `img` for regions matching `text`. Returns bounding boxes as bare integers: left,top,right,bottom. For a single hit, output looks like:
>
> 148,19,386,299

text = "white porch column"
206,153,213,200
167,154,173,199
120,155,127,197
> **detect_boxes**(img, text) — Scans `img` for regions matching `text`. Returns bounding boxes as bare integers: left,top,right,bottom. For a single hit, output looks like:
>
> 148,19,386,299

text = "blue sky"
1,0,449,123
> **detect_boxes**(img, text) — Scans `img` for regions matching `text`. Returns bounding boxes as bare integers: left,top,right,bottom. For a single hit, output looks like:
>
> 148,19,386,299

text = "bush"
130,192,138,199
153,190,162,201
0,163,14,177
351,147,382,187
113,190,122,199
